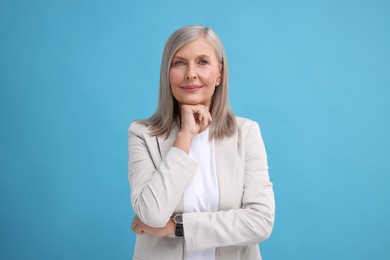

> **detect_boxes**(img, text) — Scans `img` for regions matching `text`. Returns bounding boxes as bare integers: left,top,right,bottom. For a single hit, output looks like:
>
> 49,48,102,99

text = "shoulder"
235,116,261,132
233,116,264,143
128,120,150,137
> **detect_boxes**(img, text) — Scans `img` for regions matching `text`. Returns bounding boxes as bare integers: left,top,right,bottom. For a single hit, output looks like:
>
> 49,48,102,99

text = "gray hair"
140,25,236,139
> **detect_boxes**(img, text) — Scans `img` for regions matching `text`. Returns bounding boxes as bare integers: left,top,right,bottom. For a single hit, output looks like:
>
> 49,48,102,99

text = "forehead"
174,38,217,58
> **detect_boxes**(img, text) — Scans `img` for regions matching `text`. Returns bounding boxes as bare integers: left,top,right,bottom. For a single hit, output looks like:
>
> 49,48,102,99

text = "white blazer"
128,117,275,260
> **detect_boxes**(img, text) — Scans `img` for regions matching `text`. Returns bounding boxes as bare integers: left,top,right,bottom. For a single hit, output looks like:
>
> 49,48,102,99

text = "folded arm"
128,123,198,228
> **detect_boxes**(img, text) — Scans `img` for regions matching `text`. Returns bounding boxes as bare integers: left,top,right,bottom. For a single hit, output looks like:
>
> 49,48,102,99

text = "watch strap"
175,223,183,237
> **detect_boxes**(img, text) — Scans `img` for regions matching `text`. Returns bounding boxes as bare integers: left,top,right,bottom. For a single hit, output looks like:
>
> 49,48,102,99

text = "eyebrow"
172,54,211,60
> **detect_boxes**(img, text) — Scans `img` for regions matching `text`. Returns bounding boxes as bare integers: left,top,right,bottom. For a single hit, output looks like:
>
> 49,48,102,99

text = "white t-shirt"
184,128,219,260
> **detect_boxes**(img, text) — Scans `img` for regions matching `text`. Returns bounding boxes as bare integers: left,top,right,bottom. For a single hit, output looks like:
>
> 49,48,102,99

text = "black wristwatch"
173,214,183,237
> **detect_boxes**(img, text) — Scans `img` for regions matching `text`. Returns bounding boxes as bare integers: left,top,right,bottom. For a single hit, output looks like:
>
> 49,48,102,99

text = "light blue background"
1,0,389,259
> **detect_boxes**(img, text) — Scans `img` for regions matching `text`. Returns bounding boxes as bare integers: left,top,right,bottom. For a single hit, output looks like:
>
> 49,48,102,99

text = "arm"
183,121,275,250
128,105,212,228
131,215,176,237
128,123,198,228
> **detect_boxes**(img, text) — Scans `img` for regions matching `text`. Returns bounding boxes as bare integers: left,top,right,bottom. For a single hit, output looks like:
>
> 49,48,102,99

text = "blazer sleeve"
128,122,198,228
183,121,275,250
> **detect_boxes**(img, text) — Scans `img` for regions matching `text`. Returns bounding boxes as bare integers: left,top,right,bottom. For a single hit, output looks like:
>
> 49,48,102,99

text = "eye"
199,60,208,65
174,60,185,66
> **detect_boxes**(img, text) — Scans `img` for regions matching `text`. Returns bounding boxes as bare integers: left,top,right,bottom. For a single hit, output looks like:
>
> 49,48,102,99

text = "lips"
181,85,201,91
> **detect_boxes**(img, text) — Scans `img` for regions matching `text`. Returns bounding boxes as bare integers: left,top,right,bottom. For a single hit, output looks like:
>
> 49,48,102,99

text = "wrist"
173,131,194,154
167,219,176,236
178,130,195,140
173,213,184,237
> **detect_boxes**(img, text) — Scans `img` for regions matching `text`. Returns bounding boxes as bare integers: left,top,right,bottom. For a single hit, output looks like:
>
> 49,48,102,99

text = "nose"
185,63,197,80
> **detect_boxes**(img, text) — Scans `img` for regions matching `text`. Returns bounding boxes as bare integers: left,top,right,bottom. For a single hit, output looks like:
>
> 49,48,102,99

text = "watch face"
174,214,183,224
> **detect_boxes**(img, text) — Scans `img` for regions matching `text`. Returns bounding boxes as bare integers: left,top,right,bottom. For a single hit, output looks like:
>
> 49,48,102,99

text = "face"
169,38,222,108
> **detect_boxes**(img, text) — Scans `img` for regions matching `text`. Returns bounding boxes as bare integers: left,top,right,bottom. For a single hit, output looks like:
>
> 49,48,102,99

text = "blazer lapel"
156,126,179,160
214,133,238,211
156,125,185,212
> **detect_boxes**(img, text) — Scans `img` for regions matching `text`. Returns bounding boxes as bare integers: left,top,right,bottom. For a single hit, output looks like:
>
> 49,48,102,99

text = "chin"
179,99,204,106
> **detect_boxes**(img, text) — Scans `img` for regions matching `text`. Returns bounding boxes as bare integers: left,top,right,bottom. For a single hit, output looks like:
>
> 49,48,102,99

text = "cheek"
169,68,182,85
200,69,219,85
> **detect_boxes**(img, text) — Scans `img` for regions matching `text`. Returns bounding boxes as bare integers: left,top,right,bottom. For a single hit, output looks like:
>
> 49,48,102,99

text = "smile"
181,85,202,91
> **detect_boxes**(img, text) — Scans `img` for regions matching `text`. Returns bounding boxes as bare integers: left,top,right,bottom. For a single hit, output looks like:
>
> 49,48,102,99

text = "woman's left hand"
131,215,175,237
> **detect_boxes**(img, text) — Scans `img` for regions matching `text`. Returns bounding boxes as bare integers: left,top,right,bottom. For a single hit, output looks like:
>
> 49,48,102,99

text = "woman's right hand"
173,104,212,153
180,104,212,136
131,215,175,237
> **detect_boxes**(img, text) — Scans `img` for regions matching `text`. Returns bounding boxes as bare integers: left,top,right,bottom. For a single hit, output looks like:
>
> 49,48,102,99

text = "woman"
128,25,275,260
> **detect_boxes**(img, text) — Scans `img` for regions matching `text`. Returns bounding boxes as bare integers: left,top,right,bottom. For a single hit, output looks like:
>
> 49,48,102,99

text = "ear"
216,66,223,86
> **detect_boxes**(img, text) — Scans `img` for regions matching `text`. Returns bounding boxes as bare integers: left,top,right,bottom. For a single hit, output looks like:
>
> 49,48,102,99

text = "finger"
185,104,202,115
134,224,145,235
133,220,147,235
201,114,208,130
131,220,139,232
200,105,210,119
198,107,210,129
131,216,139,230
197,113,203,123
132,222,139,232
207,110,212,122
131,219,136,230
181,106,197,125
191,105,205,115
